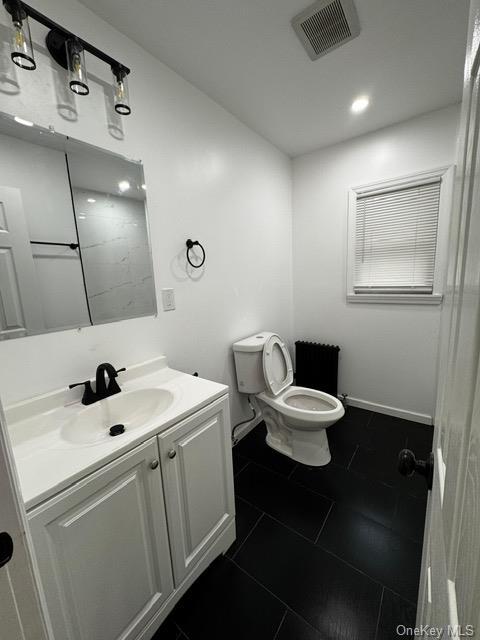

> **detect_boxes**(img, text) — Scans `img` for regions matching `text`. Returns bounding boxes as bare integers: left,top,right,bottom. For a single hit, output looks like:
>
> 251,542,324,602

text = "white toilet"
233,332,344,466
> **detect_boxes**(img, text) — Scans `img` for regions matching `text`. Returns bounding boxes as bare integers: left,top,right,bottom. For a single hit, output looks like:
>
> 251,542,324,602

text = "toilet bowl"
233,332,344,466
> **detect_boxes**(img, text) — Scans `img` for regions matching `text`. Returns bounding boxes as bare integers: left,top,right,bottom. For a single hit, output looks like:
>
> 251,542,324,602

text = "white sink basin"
60,388,174,445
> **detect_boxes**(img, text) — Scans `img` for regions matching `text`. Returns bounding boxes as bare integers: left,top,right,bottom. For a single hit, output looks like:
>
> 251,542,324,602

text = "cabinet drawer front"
29,438,173,640
158,396,234,584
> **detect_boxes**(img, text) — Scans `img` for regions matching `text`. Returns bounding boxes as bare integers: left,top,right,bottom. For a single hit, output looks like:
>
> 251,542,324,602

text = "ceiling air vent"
292,0,360,61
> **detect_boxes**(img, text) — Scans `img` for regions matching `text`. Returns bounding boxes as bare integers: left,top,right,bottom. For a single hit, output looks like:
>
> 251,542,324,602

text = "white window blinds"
354,179,441,294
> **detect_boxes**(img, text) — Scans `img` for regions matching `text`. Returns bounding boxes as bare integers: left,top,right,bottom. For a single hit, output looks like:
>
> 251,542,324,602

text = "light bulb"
112,65,131,116
66,38,89,95
5,0,36,70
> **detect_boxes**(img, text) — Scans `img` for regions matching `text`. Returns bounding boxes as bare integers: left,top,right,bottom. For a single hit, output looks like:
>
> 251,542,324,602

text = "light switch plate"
161,288,175,311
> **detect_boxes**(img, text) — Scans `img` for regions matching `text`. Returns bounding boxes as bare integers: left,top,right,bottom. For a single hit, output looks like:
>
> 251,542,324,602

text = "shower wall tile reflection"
73,189,155,324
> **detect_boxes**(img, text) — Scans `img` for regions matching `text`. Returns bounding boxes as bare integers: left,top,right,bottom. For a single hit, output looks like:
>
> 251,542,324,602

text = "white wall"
0,0,293,427
292,105,460,421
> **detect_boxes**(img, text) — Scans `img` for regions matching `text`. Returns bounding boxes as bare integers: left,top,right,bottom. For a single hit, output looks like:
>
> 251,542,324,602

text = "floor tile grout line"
229,555,295,611
233,461,249,477
373,586,385,640
313,539,416,603
316,542,385,587
230,511,265,561
287,463,298,480
284,472,394,527
382,584,418,608
314,500,334,544
236,496,325,545
233,460,251,479
228,555,327,637
289,458,395,499
290,473,426,533
366,410,375,429
391,490,401,524
272,608,288,640
174,621,190,640
237,459,336,508
240,457,298,482
347,444,359,470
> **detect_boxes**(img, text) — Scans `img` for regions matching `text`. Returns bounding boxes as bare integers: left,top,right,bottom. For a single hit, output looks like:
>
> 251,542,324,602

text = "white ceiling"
80,0,469,156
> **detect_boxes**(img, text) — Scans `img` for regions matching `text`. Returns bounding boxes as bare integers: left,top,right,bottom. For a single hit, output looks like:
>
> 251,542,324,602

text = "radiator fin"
295,341,340,397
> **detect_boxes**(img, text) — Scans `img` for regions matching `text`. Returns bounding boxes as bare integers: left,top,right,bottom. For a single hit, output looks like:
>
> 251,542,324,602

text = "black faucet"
68,380,97,405
69,364,126,405
95,363,126,400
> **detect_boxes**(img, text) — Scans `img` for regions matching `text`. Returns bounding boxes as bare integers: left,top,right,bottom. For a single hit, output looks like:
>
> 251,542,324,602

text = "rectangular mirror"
0,112,156,340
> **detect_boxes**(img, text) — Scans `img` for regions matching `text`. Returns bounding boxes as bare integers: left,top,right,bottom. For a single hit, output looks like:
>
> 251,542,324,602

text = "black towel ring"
186,239,206,268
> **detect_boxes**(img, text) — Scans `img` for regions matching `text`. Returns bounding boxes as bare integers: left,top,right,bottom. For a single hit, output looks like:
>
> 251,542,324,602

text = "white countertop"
6,357,228,511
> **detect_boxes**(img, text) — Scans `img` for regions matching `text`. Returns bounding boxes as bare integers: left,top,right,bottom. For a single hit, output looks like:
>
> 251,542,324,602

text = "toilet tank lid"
233,332,276,353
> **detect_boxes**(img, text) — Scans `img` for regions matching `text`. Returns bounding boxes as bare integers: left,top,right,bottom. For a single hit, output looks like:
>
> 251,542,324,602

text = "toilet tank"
232,332,274,394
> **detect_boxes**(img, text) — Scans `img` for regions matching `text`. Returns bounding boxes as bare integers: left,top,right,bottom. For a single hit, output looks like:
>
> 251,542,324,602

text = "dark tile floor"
153,407,433,640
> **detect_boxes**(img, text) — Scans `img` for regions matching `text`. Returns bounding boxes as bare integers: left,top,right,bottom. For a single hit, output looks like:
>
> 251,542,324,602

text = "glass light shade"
66,38,89,95
113,69,131,115
10,15,36,70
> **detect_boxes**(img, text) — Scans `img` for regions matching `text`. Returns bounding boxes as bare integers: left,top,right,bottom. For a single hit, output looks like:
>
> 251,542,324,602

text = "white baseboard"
345,396,433,425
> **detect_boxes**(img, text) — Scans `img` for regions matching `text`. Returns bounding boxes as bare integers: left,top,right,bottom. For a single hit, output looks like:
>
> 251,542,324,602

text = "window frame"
346,165,454,305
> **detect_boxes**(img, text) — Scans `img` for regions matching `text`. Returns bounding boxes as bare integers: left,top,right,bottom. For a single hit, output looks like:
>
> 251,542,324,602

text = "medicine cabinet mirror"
0,112,156,340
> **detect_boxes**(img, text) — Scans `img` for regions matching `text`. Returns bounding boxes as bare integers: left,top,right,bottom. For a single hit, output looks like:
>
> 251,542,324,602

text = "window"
346,167,453,304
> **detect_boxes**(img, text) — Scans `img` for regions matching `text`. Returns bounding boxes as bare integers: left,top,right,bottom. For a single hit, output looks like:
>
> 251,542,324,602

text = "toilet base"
260,403,332,467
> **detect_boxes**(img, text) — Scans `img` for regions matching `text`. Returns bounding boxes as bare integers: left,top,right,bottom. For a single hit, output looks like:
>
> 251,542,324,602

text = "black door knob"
398,449,434,490
0,532,14,568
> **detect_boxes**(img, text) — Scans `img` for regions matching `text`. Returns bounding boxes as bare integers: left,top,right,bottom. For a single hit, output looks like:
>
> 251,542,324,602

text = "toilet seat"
258,385,344,426
262,334,293,396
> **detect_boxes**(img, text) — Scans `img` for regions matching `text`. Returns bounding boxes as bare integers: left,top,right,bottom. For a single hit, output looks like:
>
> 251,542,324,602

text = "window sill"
346,293,443,305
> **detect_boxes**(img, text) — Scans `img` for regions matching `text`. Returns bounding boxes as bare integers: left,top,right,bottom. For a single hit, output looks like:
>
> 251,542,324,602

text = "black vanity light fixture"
3,0,132,115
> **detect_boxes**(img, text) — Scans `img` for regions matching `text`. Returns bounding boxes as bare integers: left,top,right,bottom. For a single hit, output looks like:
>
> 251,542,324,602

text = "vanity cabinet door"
28,437,174,640
158,396,235,585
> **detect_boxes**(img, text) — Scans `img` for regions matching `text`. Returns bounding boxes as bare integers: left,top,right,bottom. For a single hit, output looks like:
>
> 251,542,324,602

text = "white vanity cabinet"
26,394,235,640
28,437,174,640
158,396,235,585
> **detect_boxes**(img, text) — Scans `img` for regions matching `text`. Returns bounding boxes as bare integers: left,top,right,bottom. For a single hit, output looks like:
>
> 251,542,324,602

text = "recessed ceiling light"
351,96,370,114
78,214,86,220
14,116,34,127
87,198,96,203
118,180,130,192
141,184,146,190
